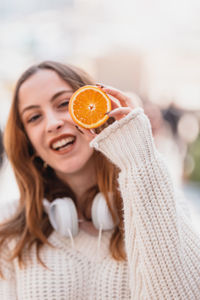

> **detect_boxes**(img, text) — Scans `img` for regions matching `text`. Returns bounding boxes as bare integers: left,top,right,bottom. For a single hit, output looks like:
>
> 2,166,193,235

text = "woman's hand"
74,85,140,138
100,85,133,121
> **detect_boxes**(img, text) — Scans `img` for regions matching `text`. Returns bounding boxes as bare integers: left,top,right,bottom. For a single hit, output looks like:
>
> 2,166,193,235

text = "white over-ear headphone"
43,193,116,237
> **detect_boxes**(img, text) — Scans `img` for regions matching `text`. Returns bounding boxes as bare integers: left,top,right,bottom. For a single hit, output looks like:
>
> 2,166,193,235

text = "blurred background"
0,0,199,232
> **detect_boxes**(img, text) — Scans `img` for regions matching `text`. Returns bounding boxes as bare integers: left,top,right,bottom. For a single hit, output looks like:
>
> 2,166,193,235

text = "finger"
107,107,132,119
84,128,98,140
95,83,105,89
125,92,143,109
96,84,136,109
75,125,84,135
110,97,121,110
96,84,123,108
102,87,130,107
89,129,96,135
74,125,97,140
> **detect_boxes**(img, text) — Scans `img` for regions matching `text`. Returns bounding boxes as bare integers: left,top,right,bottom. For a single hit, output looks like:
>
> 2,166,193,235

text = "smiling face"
18,69,94,180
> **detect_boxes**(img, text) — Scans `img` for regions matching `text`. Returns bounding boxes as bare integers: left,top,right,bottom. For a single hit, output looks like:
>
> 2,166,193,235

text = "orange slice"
69,85,111,129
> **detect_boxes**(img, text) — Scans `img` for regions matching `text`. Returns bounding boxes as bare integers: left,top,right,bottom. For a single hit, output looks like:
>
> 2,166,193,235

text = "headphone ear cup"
91,193,115,231
48,198,79,237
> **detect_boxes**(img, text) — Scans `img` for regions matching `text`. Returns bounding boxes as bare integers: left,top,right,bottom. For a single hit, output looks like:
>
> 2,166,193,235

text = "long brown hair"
0,129,3,167
0,61,126,275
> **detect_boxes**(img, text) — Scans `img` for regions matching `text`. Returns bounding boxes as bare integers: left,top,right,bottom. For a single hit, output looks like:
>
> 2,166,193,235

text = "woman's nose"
46,114,64,133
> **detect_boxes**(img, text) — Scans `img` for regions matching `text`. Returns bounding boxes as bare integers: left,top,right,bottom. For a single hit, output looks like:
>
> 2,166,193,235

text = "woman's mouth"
50,136,76,152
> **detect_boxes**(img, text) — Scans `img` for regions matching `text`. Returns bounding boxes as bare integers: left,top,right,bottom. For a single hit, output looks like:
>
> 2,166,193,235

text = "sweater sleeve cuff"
90,108,159,170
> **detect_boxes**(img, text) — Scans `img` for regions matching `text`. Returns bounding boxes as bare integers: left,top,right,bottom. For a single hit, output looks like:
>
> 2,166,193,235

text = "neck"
56,156,97,205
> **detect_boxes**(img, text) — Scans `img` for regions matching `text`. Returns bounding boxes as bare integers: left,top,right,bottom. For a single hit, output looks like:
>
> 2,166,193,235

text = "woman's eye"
58,101,69,108
27,114,41,123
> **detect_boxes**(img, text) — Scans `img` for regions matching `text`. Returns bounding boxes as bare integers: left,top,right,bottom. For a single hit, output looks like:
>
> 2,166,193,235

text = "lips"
49,134,76,151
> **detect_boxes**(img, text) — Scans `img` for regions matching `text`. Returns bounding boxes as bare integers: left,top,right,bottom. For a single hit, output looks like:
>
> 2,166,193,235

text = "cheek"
26,128,43,156
84,144,94,158
78,138,93,158
75,141,94,166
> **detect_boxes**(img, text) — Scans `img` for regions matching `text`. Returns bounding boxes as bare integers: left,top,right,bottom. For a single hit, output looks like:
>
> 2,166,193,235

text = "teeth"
52,137,75,150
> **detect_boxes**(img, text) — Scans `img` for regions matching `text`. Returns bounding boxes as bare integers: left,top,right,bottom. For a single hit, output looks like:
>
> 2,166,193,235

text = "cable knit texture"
0,108,200,299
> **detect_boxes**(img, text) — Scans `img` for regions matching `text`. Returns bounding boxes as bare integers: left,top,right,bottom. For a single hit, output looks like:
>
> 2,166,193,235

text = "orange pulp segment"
69,85,111,129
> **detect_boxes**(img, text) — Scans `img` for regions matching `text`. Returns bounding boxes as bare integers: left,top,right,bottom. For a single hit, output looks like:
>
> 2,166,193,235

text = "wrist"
90,108,158,170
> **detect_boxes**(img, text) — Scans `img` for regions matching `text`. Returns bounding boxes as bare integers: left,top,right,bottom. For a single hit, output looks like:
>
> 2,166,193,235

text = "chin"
55,157,94,177
56,165,83,176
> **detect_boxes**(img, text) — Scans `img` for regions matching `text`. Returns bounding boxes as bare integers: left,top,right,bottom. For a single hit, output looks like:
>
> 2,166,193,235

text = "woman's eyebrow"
50,90,73,103
21,90,74,116
21,105,40,116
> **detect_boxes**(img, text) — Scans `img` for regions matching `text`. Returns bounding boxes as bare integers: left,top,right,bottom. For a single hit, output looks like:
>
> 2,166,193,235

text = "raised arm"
91,107,200,300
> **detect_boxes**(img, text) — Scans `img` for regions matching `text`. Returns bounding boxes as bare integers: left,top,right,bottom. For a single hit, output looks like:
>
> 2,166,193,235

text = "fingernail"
75,125,84,134
89,129,96,134
96,83,104,88
104,111,111,115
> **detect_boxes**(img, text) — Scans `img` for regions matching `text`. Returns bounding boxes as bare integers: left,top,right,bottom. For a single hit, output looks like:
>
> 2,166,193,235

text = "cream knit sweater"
0,108,200,299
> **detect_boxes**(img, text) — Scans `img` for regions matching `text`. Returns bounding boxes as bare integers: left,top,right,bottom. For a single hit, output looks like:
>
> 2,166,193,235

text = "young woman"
0,61,199,299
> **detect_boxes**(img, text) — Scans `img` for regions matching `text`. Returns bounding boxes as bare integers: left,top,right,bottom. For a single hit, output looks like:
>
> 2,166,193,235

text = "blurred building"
0,0,200,224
